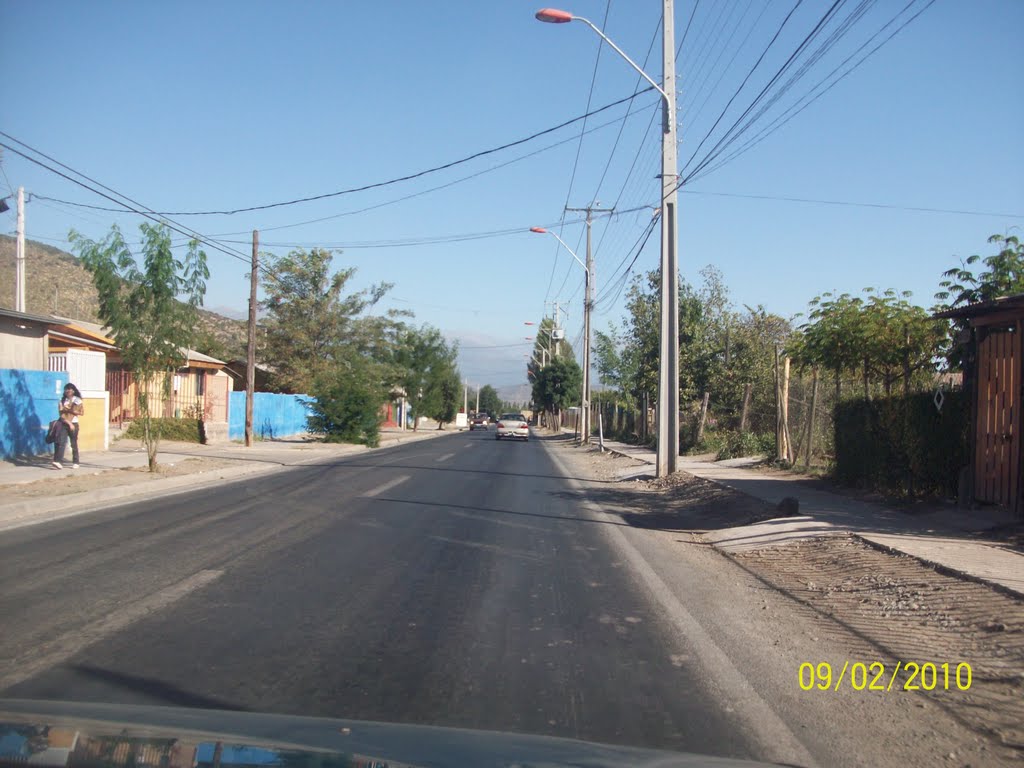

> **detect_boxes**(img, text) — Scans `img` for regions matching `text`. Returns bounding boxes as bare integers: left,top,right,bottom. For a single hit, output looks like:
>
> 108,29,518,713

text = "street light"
535,6,679,476
531,225,591,444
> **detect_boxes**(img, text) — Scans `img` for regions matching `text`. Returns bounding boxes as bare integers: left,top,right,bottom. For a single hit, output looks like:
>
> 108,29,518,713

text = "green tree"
477,384,502,416
307,355,386,447
532,355,582,427
937,234,1024,307
394,324,460,430
260,247,389,393
71,223,208,471
192,326,233,363
428,359,461,427
527,316,572,384
794,288,940,399
936,234,1024,369
725,306,791,433
795,291,868,400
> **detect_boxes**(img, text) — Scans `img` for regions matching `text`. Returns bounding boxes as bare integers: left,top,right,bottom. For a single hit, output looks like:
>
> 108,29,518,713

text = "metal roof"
933,293,1024,320
0,306,62,325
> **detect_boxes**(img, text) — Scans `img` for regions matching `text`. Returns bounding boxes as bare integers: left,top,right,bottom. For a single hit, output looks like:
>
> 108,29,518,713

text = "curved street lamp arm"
546,230,589,277
570,15,671,106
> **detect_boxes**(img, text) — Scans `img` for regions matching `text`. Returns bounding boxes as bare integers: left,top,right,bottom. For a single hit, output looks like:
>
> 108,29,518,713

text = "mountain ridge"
0,235,249,361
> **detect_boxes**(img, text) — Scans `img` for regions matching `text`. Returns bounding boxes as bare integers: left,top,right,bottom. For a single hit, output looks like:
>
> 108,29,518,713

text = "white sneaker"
72,464,80,469
51,461,63,470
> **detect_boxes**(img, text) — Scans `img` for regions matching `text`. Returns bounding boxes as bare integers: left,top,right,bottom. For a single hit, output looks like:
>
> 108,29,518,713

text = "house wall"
228,392,313,441
0,317,47,370
0,369,65,459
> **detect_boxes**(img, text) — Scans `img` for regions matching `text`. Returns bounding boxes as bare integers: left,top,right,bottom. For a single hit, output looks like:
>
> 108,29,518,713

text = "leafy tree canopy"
477,384,502,416
70,223,208,470
260,247,390,394
936,234,1024,308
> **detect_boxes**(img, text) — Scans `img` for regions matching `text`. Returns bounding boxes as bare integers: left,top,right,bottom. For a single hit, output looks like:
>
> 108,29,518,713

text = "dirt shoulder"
0,457,241,500
545,436,1023,766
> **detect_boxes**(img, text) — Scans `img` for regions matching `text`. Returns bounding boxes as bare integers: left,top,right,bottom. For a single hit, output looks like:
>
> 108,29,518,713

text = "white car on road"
495,413,529,441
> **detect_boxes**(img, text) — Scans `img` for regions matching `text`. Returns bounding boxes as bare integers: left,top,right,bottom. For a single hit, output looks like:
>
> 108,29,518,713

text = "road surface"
0,431,761,761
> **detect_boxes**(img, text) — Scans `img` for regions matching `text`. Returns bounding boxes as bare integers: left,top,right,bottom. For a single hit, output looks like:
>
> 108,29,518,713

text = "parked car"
470,413,489,430
495,413,529,441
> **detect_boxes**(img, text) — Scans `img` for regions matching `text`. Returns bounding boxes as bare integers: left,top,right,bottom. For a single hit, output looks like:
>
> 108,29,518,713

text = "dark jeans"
54,421,80,464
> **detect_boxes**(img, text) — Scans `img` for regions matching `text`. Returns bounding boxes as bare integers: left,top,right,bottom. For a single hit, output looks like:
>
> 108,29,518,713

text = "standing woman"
52,383,84,470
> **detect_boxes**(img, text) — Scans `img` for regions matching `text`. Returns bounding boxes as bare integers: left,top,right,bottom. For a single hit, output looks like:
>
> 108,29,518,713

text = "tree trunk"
640,392,648,442
902,324,912,395
862,358,870,401
739,383,752,432
696,391,710,443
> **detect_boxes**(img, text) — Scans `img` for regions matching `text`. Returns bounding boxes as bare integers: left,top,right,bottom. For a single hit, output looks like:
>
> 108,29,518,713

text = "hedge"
124,417,203,443
833,391,968,499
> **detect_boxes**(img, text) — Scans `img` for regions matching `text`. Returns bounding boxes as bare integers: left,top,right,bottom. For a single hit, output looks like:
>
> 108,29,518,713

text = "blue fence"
228,392,314,441
0,369,68,459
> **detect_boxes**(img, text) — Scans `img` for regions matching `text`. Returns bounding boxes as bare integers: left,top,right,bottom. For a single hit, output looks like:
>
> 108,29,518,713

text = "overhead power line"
20,87,653,219
680,188,1023,219
0,135,266,278
684,0,937,185
33,94,662,235
680,0,807,178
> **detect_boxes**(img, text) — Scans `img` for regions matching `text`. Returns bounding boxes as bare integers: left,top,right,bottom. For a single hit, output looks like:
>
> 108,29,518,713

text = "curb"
570,441,1024,600
0,429,457,533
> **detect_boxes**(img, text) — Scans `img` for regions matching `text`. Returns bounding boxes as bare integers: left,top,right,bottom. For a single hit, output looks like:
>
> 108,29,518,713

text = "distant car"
470,413,489,430
495,413,529,441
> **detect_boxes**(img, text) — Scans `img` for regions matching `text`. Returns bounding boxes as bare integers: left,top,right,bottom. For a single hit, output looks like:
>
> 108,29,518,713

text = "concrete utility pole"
475,386,480,414
15,187,25,312
245,229,258,448
566,204,613,444
658,0,681,476
534,4,679,474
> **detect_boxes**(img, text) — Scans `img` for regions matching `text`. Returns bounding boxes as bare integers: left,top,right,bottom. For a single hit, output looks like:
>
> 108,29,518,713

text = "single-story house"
1,308,232,449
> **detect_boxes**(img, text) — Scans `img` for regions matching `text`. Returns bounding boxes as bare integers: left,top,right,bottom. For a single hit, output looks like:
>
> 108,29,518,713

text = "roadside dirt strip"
734,537,1024,753
550,439,1023,767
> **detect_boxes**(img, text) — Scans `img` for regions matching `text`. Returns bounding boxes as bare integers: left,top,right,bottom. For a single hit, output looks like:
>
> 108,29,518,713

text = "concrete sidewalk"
0,425,458,532
596,437,1024,598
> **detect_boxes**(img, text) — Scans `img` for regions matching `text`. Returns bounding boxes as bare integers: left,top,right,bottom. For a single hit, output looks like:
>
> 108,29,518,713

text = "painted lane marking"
436,453,456,463
363,475,410,497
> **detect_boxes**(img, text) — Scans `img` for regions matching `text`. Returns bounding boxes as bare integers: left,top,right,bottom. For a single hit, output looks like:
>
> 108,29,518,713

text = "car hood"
0,699,796,768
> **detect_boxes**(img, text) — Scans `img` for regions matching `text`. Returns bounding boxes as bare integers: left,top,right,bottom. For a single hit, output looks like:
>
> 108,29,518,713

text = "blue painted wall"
0,369,68,459
228,392,313,441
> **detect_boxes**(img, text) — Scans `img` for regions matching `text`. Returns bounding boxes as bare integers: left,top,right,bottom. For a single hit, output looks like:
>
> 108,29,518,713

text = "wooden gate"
974,326,1021,508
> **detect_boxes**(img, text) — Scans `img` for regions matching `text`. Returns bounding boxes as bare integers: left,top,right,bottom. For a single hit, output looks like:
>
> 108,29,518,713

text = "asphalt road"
0,430,759,760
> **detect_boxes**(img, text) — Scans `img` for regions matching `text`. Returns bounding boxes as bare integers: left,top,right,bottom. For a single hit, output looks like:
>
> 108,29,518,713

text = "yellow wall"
77,394,109,452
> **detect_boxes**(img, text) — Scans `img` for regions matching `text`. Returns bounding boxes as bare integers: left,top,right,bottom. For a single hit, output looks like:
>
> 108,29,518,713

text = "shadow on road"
67,663,251,712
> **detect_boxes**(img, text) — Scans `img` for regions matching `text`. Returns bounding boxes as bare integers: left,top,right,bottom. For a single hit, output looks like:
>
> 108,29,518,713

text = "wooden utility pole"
775,347,794,462
245,230,258,447
15,187,25,312
804,367,820,469
781,356,793,462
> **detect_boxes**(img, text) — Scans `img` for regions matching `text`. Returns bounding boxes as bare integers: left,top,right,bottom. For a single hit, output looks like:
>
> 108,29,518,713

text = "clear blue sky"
2,0,1021,400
